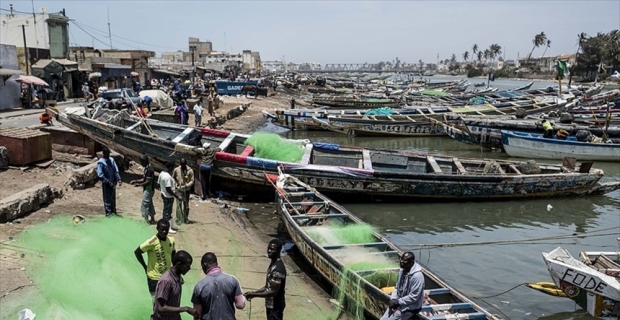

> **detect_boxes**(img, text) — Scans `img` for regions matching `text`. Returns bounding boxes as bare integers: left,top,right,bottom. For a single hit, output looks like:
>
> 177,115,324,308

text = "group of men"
135,223,287,320
97,146,218,230
96,147,425,320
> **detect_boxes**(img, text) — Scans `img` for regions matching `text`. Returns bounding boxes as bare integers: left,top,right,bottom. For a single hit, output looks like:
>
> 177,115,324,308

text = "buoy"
525,282,567,297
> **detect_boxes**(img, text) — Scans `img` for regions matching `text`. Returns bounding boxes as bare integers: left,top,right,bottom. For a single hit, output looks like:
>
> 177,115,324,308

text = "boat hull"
542,247,620,319
56,112,619,202
502,131,620,161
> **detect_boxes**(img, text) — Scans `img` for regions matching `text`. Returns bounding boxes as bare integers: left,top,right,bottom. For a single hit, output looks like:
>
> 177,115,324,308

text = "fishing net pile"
364,107,395,116
306,223,398,320
7,216,199,319
244,132,304,163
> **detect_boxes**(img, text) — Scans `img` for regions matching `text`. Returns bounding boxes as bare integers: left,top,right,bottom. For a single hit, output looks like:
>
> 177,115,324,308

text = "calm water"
272,125,620,320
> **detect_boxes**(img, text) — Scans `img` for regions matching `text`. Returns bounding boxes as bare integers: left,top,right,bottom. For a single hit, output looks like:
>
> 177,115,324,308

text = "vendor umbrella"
130,71,139,77
16,75,49,86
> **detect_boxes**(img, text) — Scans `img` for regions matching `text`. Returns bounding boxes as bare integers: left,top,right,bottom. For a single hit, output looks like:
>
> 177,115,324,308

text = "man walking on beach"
172,158,194,225
191,252,246,319
158,161,181,233
194,100,203,127
96,147,122,217
380,252,425,320
244,239,287,320
151,250,196,320
134,219,176,297
131,155,156,224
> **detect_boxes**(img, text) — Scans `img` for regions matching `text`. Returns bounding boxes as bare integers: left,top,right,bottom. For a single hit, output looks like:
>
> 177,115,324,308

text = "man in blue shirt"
96,147,122,216
143,95,153,110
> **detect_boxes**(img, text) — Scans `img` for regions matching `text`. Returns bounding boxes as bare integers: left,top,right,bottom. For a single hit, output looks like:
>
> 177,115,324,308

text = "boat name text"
561,268,607,294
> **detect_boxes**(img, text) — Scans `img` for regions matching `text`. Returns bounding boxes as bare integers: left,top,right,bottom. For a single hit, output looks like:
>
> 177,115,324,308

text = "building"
0,44,23,110
242,50,262,71
68,47,155,85
0,8,70,73
188,37,212,60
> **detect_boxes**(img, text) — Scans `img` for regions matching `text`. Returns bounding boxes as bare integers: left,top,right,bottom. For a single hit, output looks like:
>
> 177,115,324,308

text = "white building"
0,8,70,70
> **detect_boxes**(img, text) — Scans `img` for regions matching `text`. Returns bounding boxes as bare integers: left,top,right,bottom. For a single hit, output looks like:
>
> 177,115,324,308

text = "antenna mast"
107,8,113,49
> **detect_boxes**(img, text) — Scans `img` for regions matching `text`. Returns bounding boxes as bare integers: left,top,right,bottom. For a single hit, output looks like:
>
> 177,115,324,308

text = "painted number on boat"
561,268,608,294
370,125,433,134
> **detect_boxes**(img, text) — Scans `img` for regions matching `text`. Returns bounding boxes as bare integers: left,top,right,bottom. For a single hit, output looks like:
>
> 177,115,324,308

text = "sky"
3,0,619,64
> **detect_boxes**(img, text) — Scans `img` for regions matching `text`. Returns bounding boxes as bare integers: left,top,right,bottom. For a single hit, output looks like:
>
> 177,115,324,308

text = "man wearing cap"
131,155,156,224
197,143,220,201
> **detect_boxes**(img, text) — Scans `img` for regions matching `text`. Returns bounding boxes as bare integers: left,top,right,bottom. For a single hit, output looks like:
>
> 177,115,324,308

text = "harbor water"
271,111,620,320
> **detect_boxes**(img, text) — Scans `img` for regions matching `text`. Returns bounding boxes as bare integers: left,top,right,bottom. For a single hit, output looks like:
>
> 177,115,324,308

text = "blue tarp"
246,157,278,169
215,81,259,95
312,142,339,151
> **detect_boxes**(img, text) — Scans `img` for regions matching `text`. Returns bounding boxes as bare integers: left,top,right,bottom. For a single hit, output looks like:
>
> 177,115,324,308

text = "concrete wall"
0,13,50,50
0,44,21,110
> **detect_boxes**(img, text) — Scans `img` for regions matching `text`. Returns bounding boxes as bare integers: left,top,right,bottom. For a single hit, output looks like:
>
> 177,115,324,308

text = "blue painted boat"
501,130,620,161
268,171,500,319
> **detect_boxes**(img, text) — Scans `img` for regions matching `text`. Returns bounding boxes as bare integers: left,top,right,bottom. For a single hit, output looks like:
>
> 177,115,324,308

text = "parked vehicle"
100,88,141,110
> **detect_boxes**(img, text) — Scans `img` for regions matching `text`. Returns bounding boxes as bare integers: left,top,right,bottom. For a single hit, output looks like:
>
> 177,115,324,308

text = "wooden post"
558,77,562,95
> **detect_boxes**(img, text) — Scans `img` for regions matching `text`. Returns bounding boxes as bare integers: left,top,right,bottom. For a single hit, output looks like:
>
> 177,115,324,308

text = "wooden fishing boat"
443,115,620,149
312,100,567,137
312,97,401,109
501,130,620,161
542,247,620,319
514,81,534,91
267,172,500,320
474,82,486,88
261,108,427,131
53,110,620,201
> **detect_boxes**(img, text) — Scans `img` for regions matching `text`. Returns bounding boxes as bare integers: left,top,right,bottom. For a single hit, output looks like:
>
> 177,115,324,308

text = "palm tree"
477,51,483,63
450,53,457,64
483,49,490,66
526,32,547,64
472,44,479,56
489,44,502,68
540,39,552,57
463,51,469,62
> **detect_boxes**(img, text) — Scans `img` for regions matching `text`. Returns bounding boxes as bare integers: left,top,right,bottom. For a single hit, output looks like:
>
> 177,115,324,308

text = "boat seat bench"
287,201,325,206
292,213,348,220
322,242,388,250
421,302,473,313
240,145,254,157
428,312,487,320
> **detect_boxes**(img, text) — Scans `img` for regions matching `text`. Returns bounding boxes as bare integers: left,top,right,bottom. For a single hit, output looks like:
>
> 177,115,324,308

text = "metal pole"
191,47,195,85
107,8,113,49
22,25,30,75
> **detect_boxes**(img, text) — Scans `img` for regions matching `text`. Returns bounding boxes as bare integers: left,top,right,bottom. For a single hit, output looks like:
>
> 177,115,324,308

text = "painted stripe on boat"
427,312,487,320
172,127,194,143
424,288,450,295
421,302,471,312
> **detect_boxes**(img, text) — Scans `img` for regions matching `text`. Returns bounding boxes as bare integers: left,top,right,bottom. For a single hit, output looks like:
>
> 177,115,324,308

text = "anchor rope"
401,226,620,249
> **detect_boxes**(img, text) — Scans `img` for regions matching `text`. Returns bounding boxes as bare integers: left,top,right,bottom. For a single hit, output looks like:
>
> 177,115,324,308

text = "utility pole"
107,8,113,49
190,46,196,85
21,25,30,75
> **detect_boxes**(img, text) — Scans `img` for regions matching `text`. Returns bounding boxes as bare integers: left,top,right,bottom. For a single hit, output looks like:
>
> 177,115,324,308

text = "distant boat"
514,81,534,91
501,130,620,161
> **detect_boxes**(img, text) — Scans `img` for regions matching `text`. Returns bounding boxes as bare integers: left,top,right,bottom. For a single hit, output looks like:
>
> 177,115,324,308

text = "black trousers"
200,165,212,199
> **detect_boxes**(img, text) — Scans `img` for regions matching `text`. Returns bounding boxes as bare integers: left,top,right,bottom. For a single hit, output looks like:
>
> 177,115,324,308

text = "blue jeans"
141,189,155,220
102,183,116,216
161,194,174,221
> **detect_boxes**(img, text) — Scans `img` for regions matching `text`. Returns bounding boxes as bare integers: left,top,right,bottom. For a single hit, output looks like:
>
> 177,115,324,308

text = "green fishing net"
5,216,200,320
305,224,377,246
244,132,304,163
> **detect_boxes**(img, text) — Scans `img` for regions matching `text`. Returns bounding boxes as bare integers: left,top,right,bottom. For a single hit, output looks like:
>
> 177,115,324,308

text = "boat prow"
542,247,620,318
